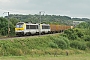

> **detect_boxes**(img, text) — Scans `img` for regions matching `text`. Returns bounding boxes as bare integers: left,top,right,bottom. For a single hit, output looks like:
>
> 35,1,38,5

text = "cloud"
0,0,90,18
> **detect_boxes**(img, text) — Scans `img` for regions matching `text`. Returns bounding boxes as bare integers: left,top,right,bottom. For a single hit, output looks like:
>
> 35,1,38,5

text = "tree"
0,17,16,36
0,17,8,36
9,18,20,26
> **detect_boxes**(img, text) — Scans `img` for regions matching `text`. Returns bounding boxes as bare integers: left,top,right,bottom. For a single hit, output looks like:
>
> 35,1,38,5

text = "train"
15,22,73,36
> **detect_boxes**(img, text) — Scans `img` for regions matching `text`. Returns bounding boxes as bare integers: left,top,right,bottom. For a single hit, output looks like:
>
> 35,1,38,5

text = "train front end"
15,22,26,36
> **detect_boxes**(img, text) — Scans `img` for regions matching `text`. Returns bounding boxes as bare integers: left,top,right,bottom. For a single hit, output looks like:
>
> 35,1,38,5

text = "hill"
6,14,90,25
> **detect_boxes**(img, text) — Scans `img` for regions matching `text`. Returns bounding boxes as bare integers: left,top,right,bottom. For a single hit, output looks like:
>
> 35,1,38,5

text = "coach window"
26,25,29,29
36,25,38,29
30,25,38,29
48,26,50,29
42,25,50,29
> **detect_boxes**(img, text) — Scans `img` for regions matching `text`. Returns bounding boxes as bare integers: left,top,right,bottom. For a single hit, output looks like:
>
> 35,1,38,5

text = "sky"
0,0,90,18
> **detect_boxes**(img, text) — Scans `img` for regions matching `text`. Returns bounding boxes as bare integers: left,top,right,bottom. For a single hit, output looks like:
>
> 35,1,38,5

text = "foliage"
49,42,58,48
54,38,67,49
7,14,90,25
63,28,85,40
70,41,87,50
76,22,90,35
86,42,90,48
84,35,90,41
64,29,77,40
9,18,20,26
0,17,20,36
74,28,84,38
0,17,8,35
53,36,70,49
76,22,89,29
85,30,90,36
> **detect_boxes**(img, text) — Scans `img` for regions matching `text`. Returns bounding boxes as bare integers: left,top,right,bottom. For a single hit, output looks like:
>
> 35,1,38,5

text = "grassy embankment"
0,34,89,56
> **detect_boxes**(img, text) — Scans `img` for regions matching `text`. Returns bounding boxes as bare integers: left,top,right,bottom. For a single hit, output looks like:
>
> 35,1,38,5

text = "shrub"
86,42,90,48
54,38,67,49
84,35,90,41
70,41,87,50
62,37,70,48
64,28,85,40
61,34,67,37
49,42,58,48
64,29,73,35
58,36,70,48
76,31,84,38
64,29,78,40
68,34,78,40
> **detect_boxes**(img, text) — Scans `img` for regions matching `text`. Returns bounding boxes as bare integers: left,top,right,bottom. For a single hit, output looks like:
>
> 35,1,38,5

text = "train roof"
16,22,25,25
16,22,50,25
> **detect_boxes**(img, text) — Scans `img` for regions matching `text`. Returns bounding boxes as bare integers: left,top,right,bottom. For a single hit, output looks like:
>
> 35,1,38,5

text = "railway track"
0,33,61,40
0,35,39,40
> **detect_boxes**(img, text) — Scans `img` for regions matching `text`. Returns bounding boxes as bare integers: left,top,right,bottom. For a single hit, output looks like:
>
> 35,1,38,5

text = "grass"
0,34,89,56
0,34,90,59
0,53,90,60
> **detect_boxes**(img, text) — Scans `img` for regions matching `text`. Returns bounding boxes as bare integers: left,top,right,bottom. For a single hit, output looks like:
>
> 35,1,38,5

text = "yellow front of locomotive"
15,22,26,36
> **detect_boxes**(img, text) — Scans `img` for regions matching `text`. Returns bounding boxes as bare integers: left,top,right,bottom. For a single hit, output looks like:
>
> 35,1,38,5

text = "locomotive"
15,22,73,36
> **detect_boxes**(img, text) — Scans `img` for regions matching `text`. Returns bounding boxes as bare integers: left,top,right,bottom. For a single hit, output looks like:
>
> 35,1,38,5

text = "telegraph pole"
39,11,45,35
3,12,10,37
39,11,45,24
39,12,41,24
8,12,10,37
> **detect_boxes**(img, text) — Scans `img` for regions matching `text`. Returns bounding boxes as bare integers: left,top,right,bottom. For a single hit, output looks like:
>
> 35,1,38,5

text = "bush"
76,31,84,38
68,34,78,40
54,38,67,49
58,36,70,48
86,42,90,48
70,41,87,50
61,34,67,37
64,29,78,40
64,28,85,40
52,36,70,49
49,42,58,48
84,35,90,41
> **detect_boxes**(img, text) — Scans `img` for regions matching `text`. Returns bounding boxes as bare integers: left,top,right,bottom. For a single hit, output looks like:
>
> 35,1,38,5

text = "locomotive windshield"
16,23,23,28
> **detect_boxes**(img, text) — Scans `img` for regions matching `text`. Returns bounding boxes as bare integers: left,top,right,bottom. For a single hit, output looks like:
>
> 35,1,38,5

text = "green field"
0,53,90,60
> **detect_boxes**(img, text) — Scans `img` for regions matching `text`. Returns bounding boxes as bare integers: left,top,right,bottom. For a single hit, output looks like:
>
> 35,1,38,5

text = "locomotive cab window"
16,23,23,28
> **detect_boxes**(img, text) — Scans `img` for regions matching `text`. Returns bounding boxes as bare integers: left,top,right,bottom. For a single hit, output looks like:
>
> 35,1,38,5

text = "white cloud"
0,0,90,18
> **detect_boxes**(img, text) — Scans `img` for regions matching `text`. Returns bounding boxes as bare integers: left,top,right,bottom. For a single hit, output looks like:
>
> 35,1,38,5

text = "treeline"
0,17,19,36
0,14,90,36
6,14,90,25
